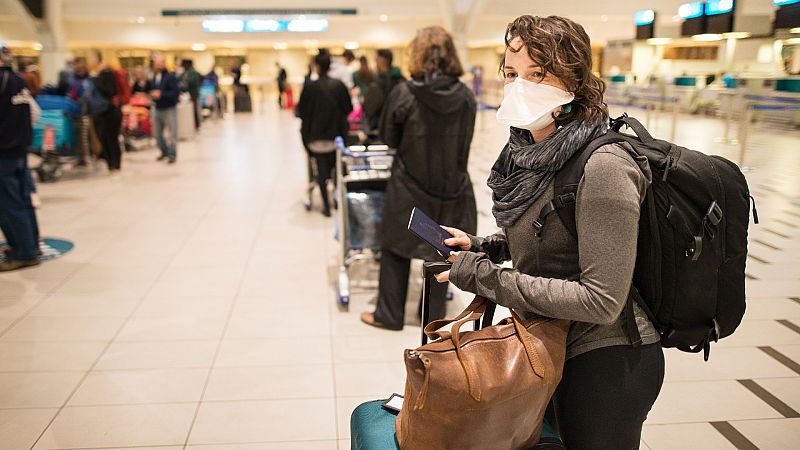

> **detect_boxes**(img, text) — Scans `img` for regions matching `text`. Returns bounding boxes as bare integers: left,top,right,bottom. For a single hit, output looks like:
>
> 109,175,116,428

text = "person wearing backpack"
296,52,352,217
90,67,122,171
434,16,663,449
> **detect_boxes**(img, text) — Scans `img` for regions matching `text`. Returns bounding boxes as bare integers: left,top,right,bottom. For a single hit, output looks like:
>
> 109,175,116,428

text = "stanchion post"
671,98,678,142
738,104,752,168
722,106,731,143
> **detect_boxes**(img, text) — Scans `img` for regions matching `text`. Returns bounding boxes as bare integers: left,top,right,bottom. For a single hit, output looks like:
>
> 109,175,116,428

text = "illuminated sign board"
202,18,329,33
634,9,655,26
202,19,244,33
679,2,705,19
165,8,356,16
706,0,734,15
773,0,800,6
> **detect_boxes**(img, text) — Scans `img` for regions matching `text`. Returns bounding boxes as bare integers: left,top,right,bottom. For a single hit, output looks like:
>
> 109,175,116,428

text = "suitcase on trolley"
349,262,566,450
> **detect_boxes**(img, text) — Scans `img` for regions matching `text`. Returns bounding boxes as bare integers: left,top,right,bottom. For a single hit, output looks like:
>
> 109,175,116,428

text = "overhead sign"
634,9,655,26
774,0,800,5
679,2,705,19
202,19,245,33
164,8,356,16
705,0,734,15
202,18,329,33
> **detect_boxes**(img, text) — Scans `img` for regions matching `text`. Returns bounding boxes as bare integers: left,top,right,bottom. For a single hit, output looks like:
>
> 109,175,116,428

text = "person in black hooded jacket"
361,26,477,330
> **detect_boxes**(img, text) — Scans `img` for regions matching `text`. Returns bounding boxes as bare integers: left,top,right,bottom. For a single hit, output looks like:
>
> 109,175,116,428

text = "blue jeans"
0,155,40,260
152,107,178,160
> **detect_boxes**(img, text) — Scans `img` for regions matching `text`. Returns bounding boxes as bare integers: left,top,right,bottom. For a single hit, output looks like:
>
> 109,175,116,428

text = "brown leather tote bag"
396,297,569,450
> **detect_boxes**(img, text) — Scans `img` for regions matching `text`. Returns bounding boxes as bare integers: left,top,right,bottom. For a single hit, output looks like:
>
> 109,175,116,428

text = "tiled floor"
0,101,798,450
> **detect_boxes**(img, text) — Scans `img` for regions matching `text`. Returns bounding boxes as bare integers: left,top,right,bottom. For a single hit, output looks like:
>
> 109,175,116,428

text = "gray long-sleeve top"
449,143,660,359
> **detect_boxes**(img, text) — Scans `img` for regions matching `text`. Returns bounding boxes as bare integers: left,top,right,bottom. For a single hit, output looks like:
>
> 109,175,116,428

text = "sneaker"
322,208,331,217
0,258,41,272
157,155,168,161
168,158,176,164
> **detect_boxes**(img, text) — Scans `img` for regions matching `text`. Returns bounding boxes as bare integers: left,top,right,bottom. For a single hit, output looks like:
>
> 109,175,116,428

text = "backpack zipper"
662,155,676,182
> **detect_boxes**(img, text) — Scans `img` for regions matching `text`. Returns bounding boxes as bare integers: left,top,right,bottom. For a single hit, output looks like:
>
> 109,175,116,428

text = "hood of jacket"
407,75,467,115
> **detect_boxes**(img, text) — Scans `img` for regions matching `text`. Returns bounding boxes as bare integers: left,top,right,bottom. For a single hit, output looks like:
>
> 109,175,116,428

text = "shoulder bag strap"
532,132,627,239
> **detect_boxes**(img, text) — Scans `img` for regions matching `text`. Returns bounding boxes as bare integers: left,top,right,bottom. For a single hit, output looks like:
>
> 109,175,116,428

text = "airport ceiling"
0,0,784,47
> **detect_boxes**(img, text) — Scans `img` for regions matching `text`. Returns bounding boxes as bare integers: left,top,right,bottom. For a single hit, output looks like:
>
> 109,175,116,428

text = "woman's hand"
442,226,472,251
434,251,459,283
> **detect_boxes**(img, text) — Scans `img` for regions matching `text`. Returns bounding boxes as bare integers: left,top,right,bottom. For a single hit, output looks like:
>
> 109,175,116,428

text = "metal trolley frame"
334,136,395,310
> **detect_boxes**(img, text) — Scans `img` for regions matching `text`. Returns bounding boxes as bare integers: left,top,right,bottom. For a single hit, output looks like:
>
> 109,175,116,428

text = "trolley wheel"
337,295,350,311
304,201,312,211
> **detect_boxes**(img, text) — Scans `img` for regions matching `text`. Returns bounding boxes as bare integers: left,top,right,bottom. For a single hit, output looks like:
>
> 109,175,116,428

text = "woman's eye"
505,72,517,79
531,71,544,79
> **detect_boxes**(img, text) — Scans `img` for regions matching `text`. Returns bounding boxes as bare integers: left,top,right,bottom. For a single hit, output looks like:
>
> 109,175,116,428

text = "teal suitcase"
350,400,564,450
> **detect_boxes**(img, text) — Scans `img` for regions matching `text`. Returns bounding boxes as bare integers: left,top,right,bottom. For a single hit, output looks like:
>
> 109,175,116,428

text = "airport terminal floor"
1,103,799,449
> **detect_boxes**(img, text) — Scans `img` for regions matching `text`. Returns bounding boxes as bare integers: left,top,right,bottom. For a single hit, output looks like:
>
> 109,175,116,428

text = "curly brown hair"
407,26,464,78
504,15,607,126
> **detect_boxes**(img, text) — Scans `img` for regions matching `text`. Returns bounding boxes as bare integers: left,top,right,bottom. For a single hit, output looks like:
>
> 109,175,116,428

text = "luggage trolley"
30,95,80,182
122,95,153,152
334,136,395,309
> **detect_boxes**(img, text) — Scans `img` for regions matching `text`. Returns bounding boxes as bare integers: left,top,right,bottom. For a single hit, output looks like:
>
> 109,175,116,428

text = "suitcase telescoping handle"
420,261,483,345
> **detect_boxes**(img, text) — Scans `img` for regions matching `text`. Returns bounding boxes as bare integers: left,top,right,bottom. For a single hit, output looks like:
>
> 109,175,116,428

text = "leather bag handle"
510,310,546,378
424,297,486,341
440,298,547,402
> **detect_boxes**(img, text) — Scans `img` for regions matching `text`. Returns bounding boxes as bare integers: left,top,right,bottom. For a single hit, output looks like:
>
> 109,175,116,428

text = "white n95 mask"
496,77,574,131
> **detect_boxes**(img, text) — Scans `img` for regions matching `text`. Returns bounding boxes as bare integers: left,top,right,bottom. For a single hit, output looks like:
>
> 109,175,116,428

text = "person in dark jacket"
296,52,353,217
276,62,288,109
91,68,122,171
362,48,405,133
360,26,477,330
148,55,179,163
0,42,40,271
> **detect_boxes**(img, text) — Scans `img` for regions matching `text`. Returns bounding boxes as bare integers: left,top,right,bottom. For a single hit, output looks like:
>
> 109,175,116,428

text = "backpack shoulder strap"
532,131,627,239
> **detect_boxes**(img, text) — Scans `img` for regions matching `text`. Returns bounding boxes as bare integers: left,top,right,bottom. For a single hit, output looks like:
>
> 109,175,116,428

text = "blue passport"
407,207,460,259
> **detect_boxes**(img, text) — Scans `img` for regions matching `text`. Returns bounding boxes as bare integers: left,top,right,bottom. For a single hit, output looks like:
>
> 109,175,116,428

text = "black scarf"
488,118,608,228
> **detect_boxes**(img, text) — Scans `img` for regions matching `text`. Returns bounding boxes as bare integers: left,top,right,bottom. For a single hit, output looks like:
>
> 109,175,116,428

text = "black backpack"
536,115,758,360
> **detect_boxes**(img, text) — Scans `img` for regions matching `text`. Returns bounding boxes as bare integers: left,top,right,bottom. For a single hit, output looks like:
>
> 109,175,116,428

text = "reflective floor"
1,102,799,449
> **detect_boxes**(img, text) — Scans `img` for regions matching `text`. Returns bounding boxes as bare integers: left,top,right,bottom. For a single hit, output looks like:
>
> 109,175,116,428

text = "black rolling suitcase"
349,261,566,450
233,86,252,112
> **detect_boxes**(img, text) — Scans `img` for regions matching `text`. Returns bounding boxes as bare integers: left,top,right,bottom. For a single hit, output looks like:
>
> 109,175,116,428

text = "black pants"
93,107,122,170
553,343,665,450
311,152,336,213
373,249,448,330
191,96,200,130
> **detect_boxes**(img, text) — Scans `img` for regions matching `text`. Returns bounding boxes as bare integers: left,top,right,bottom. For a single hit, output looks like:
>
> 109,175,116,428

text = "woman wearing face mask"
436,16,664,449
